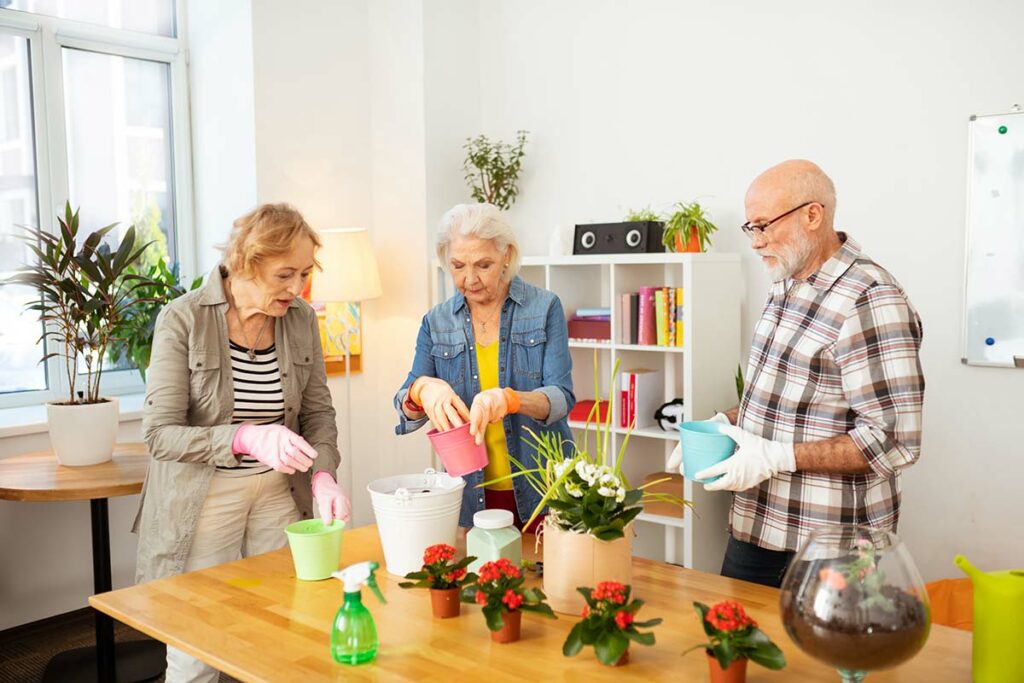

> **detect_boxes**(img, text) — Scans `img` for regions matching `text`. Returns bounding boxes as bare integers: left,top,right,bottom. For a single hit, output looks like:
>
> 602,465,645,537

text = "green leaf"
482,605,505,632
563,621,585,657
594,629,629,666
624,629,655,646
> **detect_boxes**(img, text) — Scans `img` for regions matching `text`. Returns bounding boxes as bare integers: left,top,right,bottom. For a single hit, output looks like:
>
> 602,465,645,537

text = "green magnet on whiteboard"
998,126,1008,134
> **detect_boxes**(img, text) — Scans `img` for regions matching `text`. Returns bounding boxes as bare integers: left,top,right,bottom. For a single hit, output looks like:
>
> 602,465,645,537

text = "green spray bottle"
330,561,386,665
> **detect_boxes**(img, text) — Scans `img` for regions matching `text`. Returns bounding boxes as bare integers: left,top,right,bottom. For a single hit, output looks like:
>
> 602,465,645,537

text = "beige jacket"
133,267,340,583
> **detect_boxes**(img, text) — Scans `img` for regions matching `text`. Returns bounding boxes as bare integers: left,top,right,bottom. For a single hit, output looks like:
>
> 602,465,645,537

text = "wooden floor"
0,609,241,683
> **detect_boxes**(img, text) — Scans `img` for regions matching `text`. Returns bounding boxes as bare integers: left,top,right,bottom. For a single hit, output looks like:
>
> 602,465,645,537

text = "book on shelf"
569,399,610,424
619,367,663,430
638,287,656,345
629,293,639,345
619,293,631,345
567,317,611,341
574,307,611,318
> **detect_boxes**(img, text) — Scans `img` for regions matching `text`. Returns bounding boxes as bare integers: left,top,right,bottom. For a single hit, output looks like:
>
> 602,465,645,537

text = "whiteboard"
962,109,1024,368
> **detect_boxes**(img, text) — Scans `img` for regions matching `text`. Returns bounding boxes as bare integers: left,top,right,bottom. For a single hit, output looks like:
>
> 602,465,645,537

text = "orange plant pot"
674,230,703,253
491,609,522,643
707,652,748,683
429,587,461,619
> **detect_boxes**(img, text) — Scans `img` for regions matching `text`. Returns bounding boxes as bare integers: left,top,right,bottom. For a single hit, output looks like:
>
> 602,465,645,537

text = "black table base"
41,498,167,683
42,639,166,683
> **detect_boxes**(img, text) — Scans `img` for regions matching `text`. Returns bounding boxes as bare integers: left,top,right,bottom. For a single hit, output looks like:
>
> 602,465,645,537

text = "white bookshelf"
521,253,743,572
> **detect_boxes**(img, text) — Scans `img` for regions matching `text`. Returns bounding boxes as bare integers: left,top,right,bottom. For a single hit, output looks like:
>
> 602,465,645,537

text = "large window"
0,3,192,407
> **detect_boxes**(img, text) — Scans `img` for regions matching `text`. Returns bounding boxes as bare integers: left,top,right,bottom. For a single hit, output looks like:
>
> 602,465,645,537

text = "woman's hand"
411,376,470,432
311,472,352,523
231,424,318,474
469,388,519,446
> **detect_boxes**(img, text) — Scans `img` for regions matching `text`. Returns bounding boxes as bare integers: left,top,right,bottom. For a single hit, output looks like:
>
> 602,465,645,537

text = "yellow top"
476,341,513,491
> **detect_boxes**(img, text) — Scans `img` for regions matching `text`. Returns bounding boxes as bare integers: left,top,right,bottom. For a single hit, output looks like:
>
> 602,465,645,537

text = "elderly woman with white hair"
394,203,575,531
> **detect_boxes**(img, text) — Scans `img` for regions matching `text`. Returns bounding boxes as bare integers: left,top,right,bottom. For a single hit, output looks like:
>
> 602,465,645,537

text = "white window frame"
0,3,195,409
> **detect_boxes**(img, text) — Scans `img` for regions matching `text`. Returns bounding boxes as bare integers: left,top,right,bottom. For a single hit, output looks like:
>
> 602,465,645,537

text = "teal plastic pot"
678,421,736,483
285,519,345,580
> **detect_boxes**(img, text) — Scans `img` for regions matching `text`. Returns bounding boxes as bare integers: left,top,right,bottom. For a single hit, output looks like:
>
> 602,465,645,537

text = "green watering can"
955,555,1024,682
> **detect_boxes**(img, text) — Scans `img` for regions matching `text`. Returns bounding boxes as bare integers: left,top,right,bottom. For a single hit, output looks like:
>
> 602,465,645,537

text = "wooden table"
0,444,165,683
90,525,971,682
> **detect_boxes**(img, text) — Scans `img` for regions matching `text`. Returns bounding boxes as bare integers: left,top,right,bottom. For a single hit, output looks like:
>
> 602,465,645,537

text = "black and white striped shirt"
217,341,286,476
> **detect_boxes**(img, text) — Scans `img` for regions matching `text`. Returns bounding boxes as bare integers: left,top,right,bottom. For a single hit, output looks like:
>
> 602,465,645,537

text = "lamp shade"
310,228,383,302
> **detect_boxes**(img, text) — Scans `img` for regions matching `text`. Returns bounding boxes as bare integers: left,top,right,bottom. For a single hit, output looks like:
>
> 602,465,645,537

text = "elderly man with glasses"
670,159,925,587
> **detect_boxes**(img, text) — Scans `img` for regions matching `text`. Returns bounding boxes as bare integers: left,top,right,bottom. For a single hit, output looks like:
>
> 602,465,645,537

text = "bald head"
746,159,837,227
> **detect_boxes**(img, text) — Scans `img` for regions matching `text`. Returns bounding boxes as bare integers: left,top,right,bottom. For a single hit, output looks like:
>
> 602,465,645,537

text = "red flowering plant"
562,581,662,665
683,600,786,671
459,558,555,630
398,544,478,591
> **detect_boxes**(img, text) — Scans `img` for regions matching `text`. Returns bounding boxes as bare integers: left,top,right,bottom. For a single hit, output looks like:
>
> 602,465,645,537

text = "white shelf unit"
520,253,743,572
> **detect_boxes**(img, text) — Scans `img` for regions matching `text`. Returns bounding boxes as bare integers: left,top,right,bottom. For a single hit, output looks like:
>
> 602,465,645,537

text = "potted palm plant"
662,201,718,253
2,203,163,466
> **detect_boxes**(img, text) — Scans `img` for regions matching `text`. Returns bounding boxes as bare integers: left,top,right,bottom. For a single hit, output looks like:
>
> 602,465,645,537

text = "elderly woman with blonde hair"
394,203,575,531
136,203,351,682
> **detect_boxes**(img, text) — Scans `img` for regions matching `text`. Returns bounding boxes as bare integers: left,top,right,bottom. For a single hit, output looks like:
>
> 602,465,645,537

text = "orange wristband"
502,387,521,414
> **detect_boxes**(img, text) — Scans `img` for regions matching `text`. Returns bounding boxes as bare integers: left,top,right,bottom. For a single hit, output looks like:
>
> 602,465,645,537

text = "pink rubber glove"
469,388,512,446
311,472,351,523
231,424,317,475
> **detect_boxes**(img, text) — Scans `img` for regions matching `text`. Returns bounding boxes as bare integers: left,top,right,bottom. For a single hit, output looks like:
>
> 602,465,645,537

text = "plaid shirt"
732,234,925,552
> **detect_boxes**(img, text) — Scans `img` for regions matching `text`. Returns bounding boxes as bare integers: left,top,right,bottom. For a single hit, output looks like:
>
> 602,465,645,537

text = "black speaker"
572,221,665,255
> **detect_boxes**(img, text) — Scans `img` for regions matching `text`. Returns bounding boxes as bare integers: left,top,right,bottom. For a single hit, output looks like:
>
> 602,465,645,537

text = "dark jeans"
720,535,795,588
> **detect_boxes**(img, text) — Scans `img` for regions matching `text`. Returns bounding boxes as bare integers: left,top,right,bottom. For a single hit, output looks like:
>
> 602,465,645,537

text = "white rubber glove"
666,412,731,472
695,425,796,492
311,471,351,523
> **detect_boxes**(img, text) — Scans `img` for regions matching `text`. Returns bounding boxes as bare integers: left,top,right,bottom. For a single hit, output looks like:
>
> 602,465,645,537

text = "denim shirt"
393,276,575,527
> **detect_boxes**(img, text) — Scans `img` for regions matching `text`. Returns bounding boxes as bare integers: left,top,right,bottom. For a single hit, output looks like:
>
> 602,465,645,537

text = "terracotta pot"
491,609,522,643
673,230,702,253
707,652,748,683
429,587,461,618
542,519,633,614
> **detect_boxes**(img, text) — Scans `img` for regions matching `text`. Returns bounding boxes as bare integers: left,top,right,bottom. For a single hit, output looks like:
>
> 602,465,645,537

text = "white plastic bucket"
367,468,465,577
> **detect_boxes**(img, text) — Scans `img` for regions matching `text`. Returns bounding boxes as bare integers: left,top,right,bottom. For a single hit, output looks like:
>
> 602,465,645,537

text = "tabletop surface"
0,443,149,502
90,525,972,682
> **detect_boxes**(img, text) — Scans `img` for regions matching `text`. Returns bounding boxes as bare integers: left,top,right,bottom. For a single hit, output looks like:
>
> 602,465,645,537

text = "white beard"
759,239,815,281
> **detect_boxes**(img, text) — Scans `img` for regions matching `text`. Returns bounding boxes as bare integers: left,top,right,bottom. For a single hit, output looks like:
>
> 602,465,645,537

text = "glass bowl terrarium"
779,525,931,682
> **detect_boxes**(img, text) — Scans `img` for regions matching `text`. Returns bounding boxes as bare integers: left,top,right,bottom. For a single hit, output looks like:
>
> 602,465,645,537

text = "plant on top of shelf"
623,206,663,223
662,200,718,253
463,130,529,210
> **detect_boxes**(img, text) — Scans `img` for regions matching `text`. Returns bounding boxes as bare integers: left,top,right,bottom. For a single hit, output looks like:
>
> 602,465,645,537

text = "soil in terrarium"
782,580,929,671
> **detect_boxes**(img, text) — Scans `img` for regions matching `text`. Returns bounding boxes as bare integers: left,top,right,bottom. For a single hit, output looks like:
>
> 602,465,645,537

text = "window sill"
0,393,146,440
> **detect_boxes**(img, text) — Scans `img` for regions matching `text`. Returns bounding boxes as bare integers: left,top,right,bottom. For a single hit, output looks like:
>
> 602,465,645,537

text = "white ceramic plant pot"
46,397,119,466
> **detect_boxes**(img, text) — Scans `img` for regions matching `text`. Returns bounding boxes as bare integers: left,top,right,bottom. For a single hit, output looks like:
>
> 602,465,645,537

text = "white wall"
249,0,433,524
187,0,258,273
471,0,1024,580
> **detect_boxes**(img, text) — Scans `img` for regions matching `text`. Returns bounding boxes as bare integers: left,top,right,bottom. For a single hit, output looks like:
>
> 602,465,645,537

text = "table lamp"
311,228,383,506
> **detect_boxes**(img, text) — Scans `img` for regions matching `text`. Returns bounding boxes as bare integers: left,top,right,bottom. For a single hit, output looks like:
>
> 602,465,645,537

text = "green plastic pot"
285,519,345,581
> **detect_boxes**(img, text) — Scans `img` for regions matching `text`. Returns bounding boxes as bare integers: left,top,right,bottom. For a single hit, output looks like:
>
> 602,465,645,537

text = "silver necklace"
235,310,271,361
472,300,502,333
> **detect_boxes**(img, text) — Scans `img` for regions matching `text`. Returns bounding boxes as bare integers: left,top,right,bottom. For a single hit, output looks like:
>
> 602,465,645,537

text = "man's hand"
695,425,796,491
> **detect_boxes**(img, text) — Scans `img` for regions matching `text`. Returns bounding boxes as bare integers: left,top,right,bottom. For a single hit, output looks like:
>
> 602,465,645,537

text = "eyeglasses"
740,201,819,239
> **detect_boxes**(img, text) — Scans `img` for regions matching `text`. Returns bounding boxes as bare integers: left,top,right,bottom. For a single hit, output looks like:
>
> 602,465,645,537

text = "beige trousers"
164,470,300,683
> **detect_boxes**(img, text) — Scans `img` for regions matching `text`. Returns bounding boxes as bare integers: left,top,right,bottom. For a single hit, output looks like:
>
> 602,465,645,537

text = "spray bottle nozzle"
332,561,386,604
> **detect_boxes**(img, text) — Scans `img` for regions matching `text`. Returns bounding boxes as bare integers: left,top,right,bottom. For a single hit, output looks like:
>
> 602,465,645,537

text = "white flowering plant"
483,356,691,540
